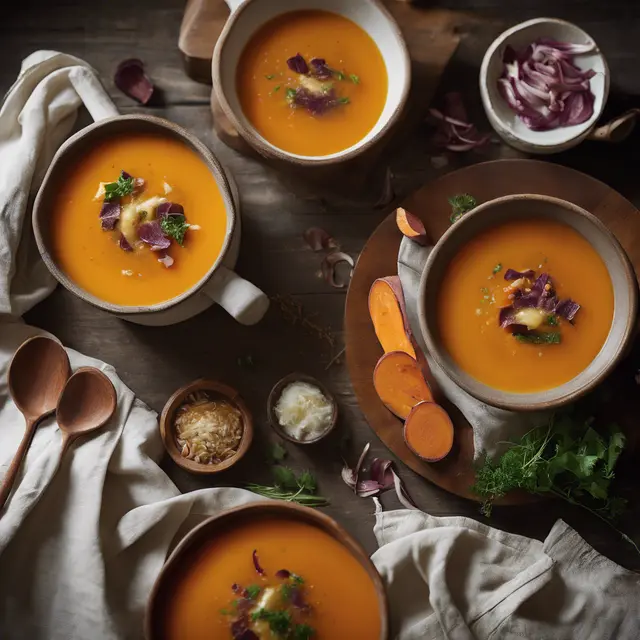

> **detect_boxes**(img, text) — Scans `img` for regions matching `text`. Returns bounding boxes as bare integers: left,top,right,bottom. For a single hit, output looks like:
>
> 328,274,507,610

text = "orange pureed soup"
237,10,388,156
50,134,227,307
437,219,614,393
165,517,381,640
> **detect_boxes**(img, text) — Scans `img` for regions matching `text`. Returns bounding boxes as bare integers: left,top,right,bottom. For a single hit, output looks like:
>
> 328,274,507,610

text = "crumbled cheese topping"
275,382,333,442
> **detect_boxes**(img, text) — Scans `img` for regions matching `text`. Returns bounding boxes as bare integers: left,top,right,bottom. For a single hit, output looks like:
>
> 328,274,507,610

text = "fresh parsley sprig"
103,173,135,201
160,215,190,246
449,194,477,223
246,466,328,507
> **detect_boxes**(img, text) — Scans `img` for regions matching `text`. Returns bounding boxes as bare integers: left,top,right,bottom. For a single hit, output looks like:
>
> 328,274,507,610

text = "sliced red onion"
138,220,170,251
504,268,534,281
114,59,154,105
291,87,345,116
99,201,121,231
118,234,133,251
341,442,370,493
275,569,291,580
287,53,309,75
158,253,174,268
133,177,145,194
499,307,522,329
252,549,265,576
429,92,490,152
309,58,332,80
556,299,581,321
499,38,596,130
156,202,185,219
303,227,338,252
320,251,354,289
369,458,394,489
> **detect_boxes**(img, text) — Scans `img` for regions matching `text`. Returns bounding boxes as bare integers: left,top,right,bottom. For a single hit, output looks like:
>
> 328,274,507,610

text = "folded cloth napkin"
398,237,548,459
372,507,640,640
0,51,263,640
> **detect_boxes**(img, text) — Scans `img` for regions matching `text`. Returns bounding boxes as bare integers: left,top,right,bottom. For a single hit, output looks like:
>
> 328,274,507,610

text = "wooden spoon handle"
59,432,77,457
0,417,37,513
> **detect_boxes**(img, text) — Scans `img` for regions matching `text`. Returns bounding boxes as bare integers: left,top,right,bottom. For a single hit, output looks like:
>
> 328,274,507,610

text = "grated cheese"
274,382,333,442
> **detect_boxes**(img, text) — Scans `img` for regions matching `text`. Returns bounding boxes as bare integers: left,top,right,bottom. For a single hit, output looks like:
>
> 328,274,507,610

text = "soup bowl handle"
224,0,248,14
202,265,269,325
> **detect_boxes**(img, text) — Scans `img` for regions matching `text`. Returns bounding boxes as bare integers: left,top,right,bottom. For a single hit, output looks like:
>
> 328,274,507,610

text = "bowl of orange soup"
418,194,637,411
212,0,410,163
145,502,388,640
33,115,269,326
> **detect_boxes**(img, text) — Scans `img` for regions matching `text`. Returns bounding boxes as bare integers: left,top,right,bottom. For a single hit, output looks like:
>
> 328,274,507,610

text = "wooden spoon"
0,336,71,511
56,367,117,456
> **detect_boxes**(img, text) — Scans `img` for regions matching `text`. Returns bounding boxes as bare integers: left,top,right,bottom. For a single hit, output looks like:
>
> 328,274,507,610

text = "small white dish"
480,17,609,154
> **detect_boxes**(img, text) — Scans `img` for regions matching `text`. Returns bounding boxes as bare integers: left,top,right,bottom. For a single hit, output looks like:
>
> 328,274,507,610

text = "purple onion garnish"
498,38,596,130
252,549,265,576
137,220,171,251
99,201,121,231
309,58,332,80
276,569,291,580
157,202,185,218
287,53,309,75
428,92,490,152
118,234,133,251
114,58,154,105
504,268,535,281
556,298,581,321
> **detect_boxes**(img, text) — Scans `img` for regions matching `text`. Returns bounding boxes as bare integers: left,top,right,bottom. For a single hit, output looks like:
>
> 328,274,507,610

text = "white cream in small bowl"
480,18,609,154
268,373,338,444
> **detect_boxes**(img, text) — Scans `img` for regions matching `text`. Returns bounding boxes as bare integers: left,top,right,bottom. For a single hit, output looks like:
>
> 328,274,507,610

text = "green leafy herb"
269,442,287,463
292,623,316,640
245,584,261,600
246,467,329,507
160,215,190,246
449,194,477,223
103,173,135,201
546,314,559,326
251,609,292,635
338,96,350,104
271,85,281,94
472,412,639,554
492,263,502,274
291,574,304,586
265,74,275,80
286,88,297,102
280,582,293,601
332,70,345,81
514,331,561,345
349,74,360,84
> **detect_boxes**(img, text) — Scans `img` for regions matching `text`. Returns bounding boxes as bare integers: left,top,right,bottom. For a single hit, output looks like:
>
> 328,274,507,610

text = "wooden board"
345,159,640,502
178,0,488,206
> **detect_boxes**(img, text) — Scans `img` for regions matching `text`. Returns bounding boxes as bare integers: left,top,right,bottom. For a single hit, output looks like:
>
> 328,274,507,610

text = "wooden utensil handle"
0,417,37,513
60,432,77,457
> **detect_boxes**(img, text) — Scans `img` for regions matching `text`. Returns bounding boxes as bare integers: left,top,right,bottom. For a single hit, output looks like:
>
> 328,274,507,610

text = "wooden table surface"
5,0,640,569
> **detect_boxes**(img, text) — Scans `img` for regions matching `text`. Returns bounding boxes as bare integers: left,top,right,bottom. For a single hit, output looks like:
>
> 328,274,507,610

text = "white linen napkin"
0,51,263,640
397,237,548,459
371,508,640,640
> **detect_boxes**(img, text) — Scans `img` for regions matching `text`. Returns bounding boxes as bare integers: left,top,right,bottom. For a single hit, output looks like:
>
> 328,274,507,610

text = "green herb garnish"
280,582,293,601
472,412,638,554
246,466,329,507
492,263,502,274
546,314,559,326
286,88,297,102
448,194,477,223
251,609,292,635
337,96,350,104
291,574,304,586
245,585,261,600
349,74,360,84
514,331,561,345
103,173,135,201
293,623,316,640
272,85,281,93
268,442,287,463
160,214,190,246
265,74,275,80
332,70,345,81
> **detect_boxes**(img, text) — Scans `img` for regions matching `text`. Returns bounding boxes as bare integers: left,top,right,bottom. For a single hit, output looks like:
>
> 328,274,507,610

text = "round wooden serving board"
345,159,640,503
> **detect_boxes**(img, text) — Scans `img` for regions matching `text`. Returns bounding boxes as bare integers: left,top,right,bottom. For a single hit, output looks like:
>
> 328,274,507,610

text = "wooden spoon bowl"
160,379,253,475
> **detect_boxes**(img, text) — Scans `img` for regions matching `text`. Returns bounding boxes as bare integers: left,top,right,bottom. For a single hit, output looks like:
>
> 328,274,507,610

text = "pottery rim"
267,372,339,444
417,193,638,412
32,114,237,315
479,17,610,154
144,501,389,640
159,378,254,474
212,0,412,166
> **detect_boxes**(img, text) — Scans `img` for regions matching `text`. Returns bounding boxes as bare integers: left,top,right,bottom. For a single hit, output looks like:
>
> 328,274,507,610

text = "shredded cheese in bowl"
274,381,333,442
174,392,243,465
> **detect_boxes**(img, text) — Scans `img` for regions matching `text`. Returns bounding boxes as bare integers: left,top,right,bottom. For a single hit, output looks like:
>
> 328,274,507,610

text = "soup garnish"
498,269,581,344
221,551,315,639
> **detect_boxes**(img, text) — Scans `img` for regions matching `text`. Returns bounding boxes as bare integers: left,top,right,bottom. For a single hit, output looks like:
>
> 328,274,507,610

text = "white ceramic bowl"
212,0,411,166
480,18,609,154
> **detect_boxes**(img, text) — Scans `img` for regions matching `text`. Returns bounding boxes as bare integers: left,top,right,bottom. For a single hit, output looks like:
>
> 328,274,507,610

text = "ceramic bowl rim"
211,0,412,166
32,114,236,315
417,193,638,412
144,501,389,640
159,378,254,474
479,17,610,152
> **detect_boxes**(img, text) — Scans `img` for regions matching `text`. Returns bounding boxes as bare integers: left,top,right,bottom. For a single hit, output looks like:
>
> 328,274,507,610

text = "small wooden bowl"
159,379,253,474
267,373,338,444
145,501,389,640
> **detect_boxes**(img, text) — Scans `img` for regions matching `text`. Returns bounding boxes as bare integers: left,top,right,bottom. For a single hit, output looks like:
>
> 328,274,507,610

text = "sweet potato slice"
404,401,454,462
396,207,428,246
373,351,433,419
369,277,416,359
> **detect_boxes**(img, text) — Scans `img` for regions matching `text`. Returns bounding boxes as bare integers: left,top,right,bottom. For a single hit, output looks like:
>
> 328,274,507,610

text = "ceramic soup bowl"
418,194,637,412
33,115,268,326
212,0,411,165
